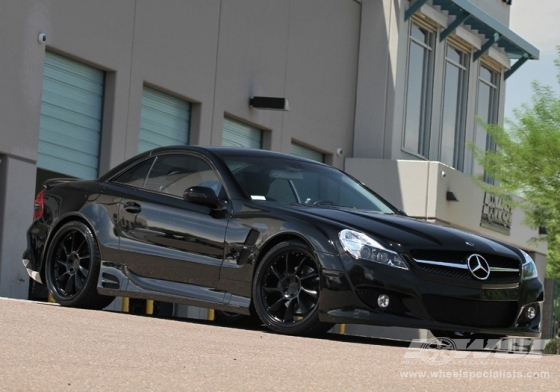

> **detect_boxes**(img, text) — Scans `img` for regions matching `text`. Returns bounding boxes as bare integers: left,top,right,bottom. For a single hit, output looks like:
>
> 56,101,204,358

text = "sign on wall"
480,192,512,235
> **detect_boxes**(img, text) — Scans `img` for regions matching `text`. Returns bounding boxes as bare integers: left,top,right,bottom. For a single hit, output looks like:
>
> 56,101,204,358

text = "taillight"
33,190,44,220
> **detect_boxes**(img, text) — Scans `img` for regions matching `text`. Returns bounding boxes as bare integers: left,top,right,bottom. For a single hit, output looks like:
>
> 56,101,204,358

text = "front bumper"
317,253,544,337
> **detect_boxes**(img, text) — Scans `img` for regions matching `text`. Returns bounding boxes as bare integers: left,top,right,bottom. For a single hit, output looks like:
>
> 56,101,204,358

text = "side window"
111,155,223,198
112,158,156,188
144,155,223,198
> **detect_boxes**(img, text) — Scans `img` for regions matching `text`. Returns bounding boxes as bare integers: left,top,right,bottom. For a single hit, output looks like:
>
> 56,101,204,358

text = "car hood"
283,204,521,258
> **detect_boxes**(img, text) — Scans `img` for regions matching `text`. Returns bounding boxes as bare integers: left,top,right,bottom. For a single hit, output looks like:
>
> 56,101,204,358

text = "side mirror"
183,186,223,210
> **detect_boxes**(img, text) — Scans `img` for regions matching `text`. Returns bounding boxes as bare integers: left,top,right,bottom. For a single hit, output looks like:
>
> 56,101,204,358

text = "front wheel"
252,240,333,336
45,221,114,309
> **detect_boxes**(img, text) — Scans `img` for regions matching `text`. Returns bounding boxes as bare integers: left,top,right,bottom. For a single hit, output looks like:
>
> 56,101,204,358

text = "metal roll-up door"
38,52,105,179
290,142,324,162
222,117,262,149
139,86,191,153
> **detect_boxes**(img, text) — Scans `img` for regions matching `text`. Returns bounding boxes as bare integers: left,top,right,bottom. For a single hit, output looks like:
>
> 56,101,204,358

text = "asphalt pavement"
0,297,557,391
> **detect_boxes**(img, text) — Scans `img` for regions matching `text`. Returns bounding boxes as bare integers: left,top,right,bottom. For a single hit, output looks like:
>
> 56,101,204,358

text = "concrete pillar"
353,0,399,160
0,156,36,299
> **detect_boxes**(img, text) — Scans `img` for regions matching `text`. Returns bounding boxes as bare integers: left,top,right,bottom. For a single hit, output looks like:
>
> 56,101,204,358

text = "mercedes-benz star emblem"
467,254,490,280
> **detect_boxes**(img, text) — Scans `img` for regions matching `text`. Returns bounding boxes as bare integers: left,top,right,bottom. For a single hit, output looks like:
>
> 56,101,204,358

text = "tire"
252,240,333,336
45,221,114,309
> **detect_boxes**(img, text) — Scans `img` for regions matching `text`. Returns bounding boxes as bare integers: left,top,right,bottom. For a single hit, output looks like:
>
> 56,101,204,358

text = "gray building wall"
0,0,360,298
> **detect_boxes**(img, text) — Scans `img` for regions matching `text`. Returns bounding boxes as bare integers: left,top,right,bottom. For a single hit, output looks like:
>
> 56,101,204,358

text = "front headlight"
338,229,408,270
521,250,538,281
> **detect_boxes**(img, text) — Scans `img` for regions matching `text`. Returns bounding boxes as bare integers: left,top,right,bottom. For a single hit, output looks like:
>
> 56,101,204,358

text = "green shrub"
543,338,560,355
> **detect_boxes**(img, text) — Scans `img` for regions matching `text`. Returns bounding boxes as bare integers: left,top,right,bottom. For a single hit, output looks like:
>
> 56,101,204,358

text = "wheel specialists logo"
419,337,457,365
402,337,542,366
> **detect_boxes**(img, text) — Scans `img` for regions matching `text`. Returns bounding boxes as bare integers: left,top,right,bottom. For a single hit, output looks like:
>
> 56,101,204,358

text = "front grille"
416,265,471,280
423,294,518,328
410,250,520,284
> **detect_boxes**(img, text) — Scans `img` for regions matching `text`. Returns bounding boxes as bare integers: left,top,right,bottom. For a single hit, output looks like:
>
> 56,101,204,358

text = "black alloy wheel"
45,221,114,309
253,240,333,335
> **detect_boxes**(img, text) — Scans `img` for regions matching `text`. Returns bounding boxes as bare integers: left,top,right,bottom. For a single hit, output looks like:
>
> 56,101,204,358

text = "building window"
440,44,469,170
403,22,435,158
473,64,500,182
139,86,191,153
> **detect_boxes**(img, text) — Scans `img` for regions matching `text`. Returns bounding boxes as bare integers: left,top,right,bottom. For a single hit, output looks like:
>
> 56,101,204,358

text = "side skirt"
97,261,251,315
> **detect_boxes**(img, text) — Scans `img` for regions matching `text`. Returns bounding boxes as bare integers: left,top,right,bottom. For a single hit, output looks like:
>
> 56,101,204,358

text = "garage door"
222,117,262,149
139,86,191,153
290,142,324,162
38,52,105,179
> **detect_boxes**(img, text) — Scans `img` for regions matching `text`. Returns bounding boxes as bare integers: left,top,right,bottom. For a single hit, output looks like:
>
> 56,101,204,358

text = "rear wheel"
252,240,333,336
45,221,114,309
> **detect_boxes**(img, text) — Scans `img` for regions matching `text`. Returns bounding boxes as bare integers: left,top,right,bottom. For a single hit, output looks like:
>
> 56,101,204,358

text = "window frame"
402,19,436,159
439,41,470,171
473,62,501,183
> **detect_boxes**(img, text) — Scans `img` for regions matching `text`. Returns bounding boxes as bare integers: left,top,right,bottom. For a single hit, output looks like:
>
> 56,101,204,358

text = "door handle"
124,201,142,214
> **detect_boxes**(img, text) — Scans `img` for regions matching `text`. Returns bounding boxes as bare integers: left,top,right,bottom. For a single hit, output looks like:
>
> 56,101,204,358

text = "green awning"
405,0,539,79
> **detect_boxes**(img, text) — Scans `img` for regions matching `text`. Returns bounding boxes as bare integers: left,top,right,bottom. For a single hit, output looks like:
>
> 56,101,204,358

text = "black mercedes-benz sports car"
23,146,543,337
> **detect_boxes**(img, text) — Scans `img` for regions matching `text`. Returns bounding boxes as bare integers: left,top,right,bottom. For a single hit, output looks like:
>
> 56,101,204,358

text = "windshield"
221,155,395,214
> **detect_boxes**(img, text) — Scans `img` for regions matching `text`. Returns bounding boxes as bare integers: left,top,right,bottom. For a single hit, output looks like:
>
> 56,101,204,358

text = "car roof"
97,145,321,182
150,145,315,162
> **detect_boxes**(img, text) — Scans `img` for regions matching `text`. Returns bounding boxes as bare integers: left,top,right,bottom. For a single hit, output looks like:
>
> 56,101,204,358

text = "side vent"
238,229,260,266
101,272,120,290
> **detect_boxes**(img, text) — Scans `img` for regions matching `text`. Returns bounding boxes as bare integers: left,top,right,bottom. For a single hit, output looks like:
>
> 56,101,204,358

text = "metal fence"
552,280,560,338
544,278,560,339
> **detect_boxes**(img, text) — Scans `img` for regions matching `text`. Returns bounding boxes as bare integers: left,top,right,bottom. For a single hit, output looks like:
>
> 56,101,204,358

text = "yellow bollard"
146,300,154,315
338,324,346,335
207,309,215,321
122,297,129,313
47,293,55,303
